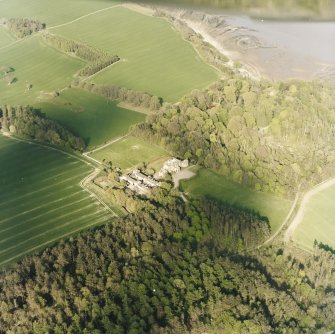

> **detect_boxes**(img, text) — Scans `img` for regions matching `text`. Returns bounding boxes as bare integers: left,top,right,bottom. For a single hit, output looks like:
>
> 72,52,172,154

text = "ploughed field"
292,184,335,250
181,168,293,234
0,136,113,267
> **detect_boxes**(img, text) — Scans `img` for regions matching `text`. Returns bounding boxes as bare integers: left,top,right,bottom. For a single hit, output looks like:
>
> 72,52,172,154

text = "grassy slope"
292,185,335,250
91,136,169,170
0,0,118,27
36,89,145,147
0,135,113,267
53,6,218,102
181,168,293,234
0,36,84,105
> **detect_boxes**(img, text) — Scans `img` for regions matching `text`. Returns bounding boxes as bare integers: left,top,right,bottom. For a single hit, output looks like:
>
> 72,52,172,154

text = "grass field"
0,0,118,27
53,6,218,102
0,3,217,106
0,135,113,267
90,136,169,170
181,168,293,234
0,27,14,48
37,89,145,147
292,184,335,249
0,36,84,105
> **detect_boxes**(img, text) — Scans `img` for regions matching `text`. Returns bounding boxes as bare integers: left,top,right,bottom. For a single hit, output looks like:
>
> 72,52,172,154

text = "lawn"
181,168,293,234
53,6,218,102
0,36,84,105
292,184,335,250
0,135,113,268
90,136,169,170
36,89,145,147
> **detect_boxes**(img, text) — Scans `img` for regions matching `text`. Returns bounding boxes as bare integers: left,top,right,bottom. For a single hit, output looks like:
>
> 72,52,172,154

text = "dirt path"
84,135,127,155
261,188,301,246
48,4,121,30
284,178,335,243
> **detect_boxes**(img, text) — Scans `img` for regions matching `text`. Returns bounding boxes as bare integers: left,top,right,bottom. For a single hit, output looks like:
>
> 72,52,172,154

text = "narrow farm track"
261,188,301,246
0,4,121,51
284,178,335,243
0,133,118,267
83,135,127,165
47,4,121,30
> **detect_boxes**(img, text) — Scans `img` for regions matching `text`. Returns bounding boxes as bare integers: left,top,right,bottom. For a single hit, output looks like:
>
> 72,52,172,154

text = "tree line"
42,33,120,78
75,81,162,111
0,105,86,151
0,185,334,333
132,78,335,196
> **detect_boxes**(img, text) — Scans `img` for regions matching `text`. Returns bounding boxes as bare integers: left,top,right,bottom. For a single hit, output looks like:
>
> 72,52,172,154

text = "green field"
0,27,14,48
0,3,217,106
91,136,169,170
181,168,293,234
53,6,218,102
0,36,84,105
292,184,335,250
0,0,118,27
37,89,145,147
0,135,113,267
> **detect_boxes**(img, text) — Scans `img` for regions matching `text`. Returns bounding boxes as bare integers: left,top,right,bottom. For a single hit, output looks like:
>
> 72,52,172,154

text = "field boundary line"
80,167,118,217
284,177,335,243
48,4,121,30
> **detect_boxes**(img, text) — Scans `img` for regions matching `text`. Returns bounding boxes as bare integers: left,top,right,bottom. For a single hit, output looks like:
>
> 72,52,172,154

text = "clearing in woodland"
90,136,169,170
181,168,293,234
36,89,145,147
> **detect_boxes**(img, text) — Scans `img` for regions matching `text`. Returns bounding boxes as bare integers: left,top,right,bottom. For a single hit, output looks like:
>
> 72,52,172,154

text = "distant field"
0,27,14,48
37,89,145,147
0,36,84,105
0,0,118,27
292,184,335,250
91,136,169,170
0,135,113,267
181,168,293,234
53,6,218,102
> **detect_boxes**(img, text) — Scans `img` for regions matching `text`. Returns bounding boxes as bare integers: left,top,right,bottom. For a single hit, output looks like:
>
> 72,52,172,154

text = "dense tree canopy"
133,78,335,196
0,105,86,151
0,187,334,333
